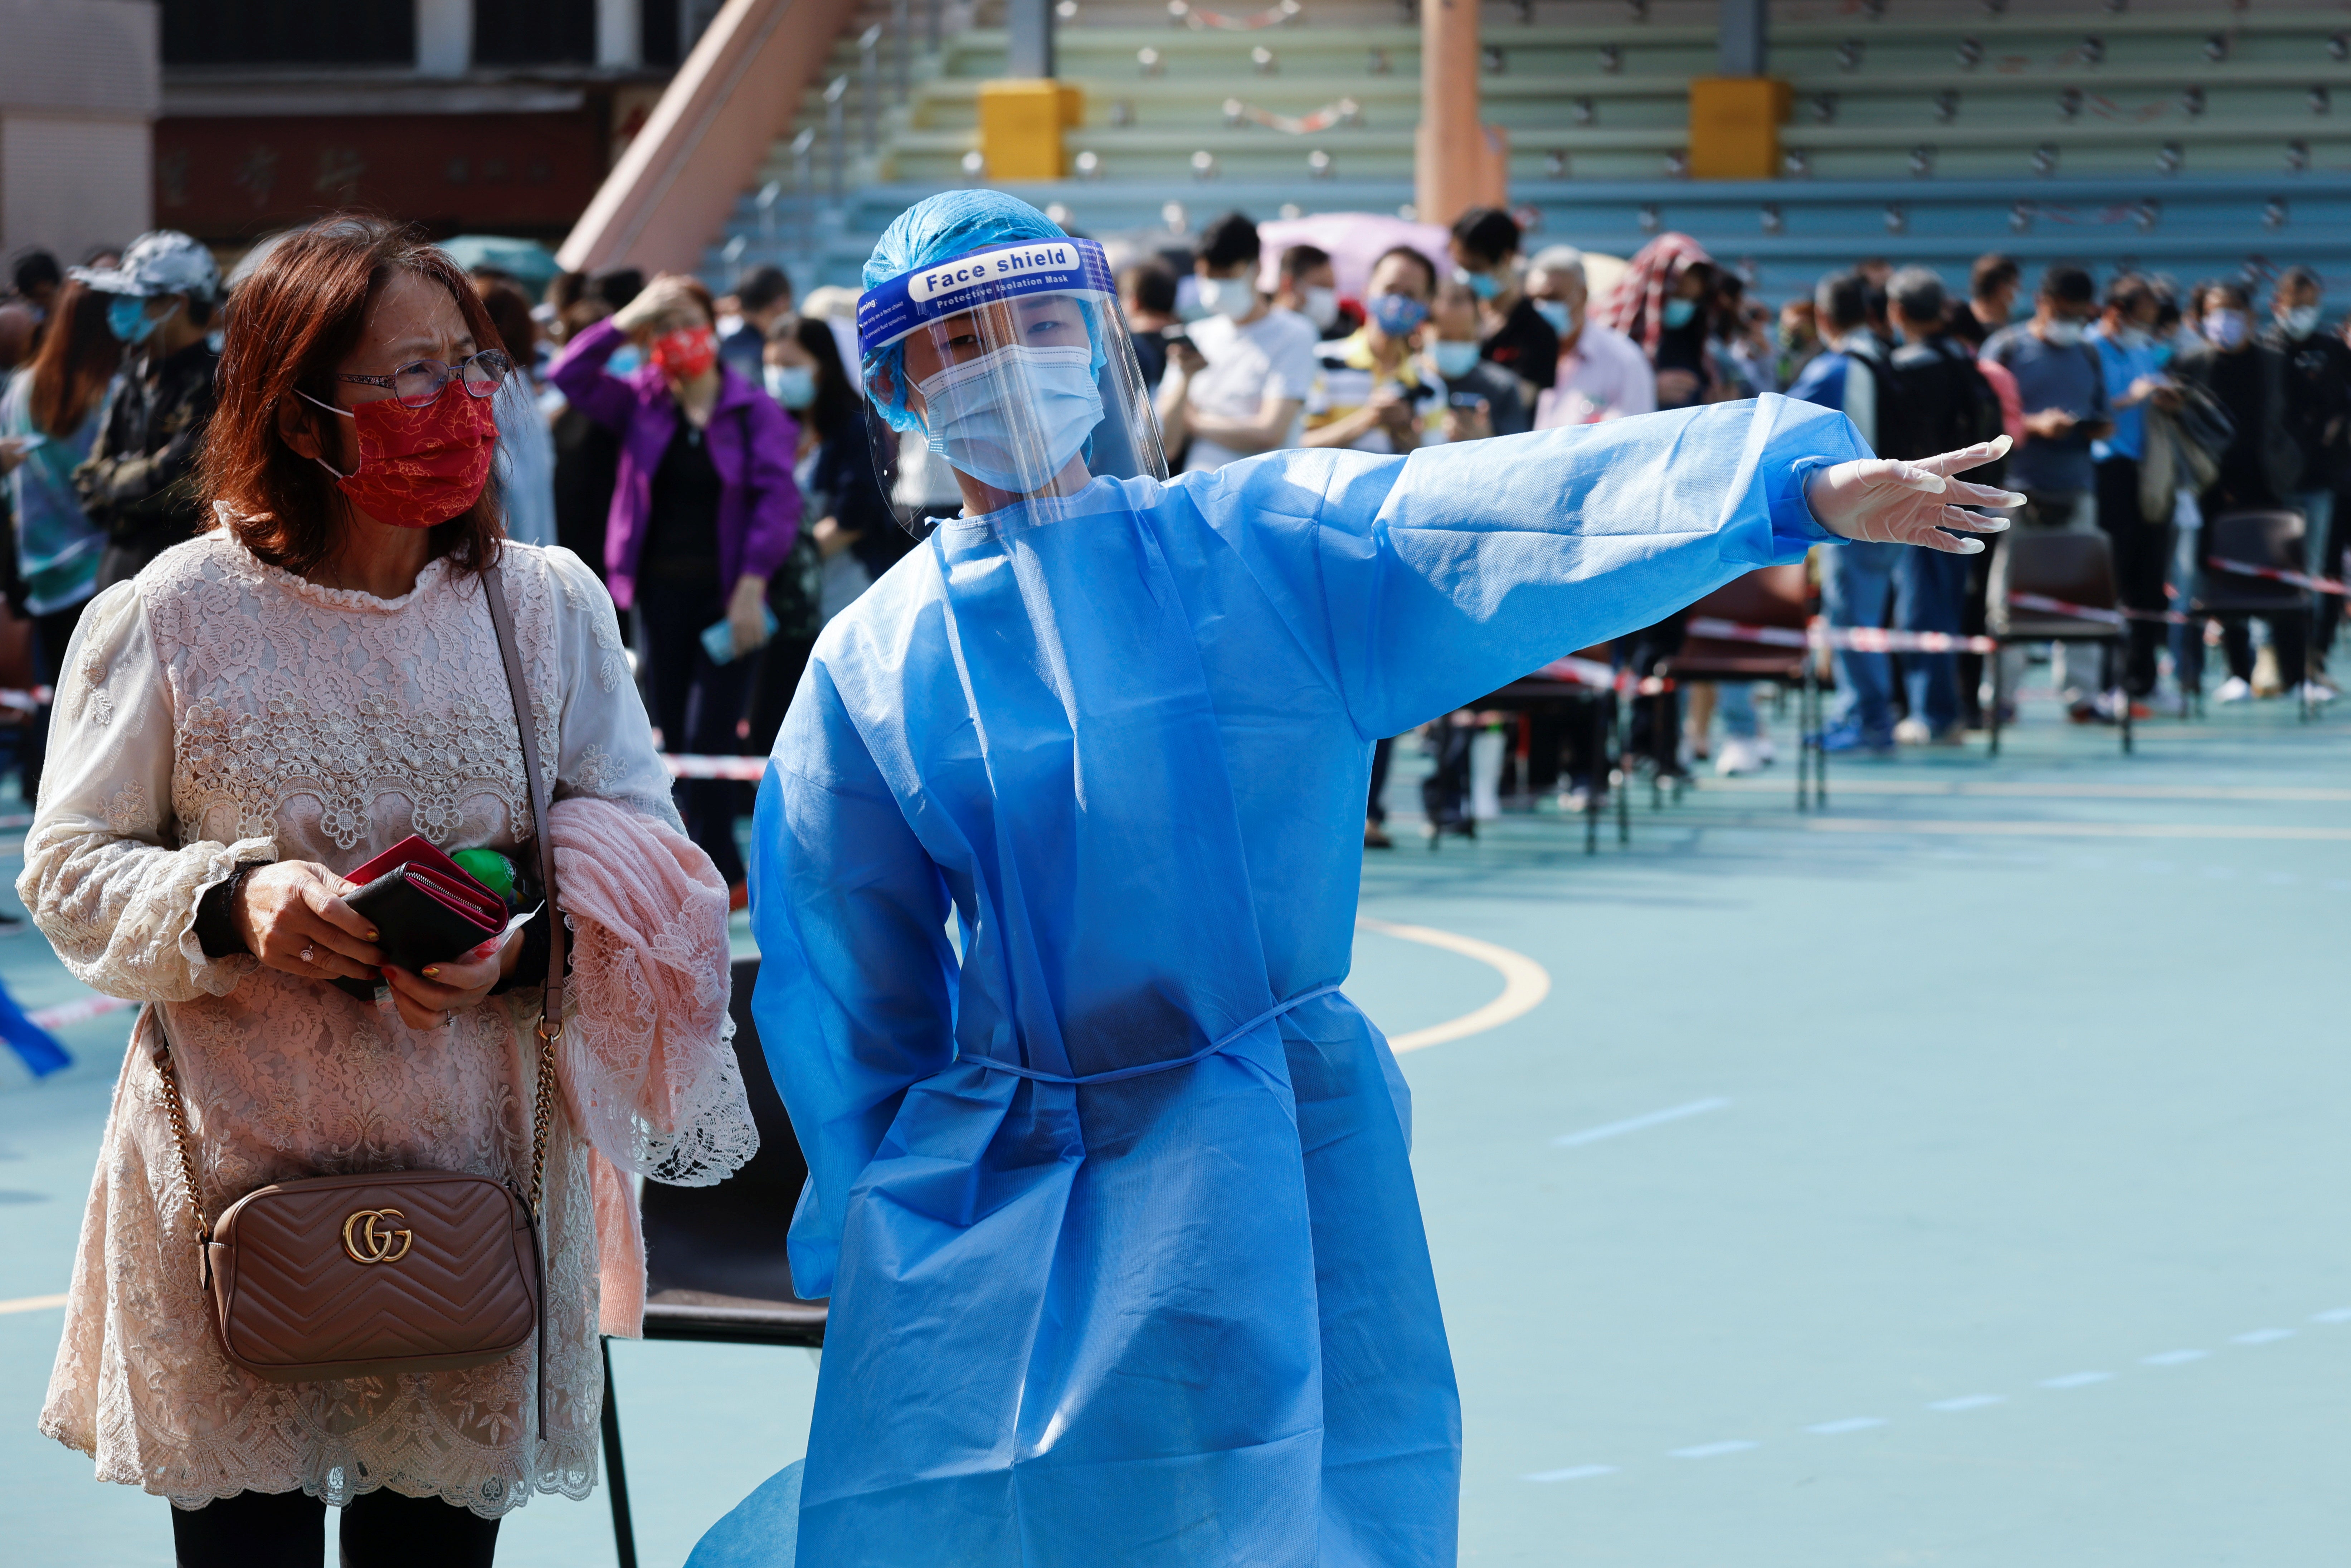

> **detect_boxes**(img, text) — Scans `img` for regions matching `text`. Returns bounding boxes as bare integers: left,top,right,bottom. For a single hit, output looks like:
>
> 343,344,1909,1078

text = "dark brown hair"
26,281,119,435
201,213,505,577
474,277,537,364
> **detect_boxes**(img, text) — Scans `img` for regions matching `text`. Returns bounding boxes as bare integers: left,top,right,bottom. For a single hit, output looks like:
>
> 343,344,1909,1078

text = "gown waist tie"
967,983,1344,1087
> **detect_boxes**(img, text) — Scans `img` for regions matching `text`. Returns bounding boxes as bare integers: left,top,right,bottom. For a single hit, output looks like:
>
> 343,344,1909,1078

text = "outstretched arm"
1193,395,2014,738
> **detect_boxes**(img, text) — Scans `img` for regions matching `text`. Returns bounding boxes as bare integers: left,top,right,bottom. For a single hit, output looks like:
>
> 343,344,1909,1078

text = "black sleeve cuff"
490,904,568,995
195,862,267,959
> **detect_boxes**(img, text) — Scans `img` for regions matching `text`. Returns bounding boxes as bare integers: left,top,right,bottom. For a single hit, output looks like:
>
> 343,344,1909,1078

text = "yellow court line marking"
1356,918,1552,1053
1796,817,2351,841
1704,778,2351,803
0,1292,67,1315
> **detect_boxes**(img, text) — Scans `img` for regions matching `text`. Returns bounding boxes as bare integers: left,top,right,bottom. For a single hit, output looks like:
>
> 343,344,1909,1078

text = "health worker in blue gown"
703,192,2019,1568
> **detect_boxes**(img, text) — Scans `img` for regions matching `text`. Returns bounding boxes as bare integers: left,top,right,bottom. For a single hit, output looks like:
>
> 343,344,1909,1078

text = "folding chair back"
1997,530,2122,640
2199,508,2306,614
1663,564,1811,681
638,956,826,1335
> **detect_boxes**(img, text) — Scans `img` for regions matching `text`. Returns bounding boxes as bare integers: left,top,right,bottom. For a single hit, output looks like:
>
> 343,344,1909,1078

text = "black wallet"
332,837,510,1002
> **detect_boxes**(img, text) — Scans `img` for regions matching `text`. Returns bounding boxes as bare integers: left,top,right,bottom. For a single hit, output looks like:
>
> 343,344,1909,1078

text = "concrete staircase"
710,1,2351,298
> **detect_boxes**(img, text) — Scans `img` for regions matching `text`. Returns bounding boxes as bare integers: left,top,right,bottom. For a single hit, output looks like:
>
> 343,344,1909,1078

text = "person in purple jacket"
550,272,800,899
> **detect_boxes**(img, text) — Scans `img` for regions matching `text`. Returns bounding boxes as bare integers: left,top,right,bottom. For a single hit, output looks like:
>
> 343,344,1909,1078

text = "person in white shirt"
1527,246,1658,428
1157,212,1321,472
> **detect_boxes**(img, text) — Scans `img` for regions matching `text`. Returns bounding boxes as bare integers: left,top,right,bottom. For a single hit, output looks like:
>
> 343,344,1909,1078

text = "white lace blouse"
21,528,757,1517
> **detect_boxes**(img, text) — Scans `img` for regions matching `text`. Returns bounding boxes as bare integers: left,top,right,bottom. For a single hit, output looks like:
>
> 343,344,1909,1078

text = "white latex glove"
1804,435,2024,555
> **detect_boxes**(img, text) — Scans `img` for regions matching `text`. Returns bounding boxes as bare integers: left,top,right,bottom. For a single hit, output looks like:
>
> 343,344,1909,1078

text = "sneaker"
1364,819,1395,849
2215,676,2255,703
1715,736,1765,776
1893,716,1932,745
1752,734,1777,764
1816,718,1894,755
2297,681,2339,705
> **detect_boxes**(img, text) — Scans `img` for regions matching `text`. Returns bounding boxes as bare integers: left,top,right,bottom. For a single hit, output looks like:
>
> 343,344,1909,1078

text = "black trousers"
2094,457,2175,697
636,570,755,887
1366,735,1394,826
170,1486,500,1568
1621,614,1686,773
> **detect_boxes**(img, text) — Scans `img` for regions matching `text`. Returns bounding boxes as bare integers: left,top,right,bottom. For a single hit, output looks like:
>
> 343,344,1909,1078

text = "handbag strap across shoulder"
481,555,566,1217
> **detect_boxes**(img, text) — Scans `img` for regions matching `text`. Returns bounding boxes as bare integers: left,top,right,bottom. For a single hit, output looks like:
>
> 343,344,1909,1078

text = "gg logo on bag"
341,1208,414,1265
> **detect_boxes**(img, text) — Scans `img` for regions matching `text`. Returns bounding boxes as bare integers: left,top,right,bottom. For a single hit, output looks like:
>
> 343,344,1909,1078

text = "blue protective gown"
739,396,1865,1568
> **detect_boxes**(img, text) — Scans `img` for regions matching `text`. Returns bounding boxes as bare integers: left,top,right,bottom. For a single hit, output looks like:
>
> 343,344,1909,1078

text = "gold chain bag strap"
148,559,569,1423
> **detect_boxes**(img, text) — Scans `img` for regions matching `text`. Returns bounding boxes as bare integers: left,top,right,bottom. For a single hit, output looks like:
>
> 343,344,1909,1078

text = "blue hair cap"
863,188,1067,292
862,190,1101,435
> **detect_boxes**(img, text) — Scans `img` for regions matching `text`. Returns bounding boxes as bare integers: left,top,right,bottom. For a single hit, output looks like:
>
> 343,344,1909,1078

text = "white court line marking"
1552,1097,1731,1149
1525,1465,1616,1483
1669,1441,1757,1460
2141,1349,2208,1366
1806,1417,1885,1436
2232,1328,2295,1345
2313,1308,2351,1324
2040,1371,2111,1389
0,1292,67,1315
1800,818,2351,843
1355,919,1552,1054
1927,1394,2005,1412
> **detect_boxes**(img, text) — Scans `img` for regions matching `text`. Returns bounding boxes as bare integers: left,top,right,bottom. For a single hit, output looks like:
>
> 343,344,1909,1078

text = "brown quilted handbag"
148,564,568,1401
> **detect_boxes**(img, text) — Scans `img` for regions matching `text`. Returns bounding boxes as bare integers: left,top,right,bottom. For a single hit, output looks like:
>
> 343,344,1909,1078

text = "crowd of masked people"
1102,208,2351,844
0,234,897,906
7,214,2345,866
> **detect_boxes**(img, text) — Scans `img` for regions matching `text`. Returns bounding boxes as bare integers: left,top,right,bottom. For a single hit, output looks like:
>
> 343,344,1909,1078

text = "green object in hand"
451,848,518,902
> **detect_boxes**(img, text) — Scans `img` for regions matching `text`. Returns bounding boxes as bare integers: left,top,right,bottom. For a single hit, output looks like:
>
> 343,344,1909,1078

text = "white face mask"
2281,303,2322,338
2041,318,2087,347
917,344,1103,497
2204,308,2250,350
765,363,817,410
1430,340,1482,380
1300,285,1339,331
2108,325,2150,351
1194,275,1257,322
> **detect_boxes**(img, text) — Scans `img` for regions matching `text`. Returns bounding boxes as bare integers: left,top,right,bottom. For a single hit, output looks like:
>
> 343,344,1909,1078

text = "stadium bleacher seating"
711,2,2351,298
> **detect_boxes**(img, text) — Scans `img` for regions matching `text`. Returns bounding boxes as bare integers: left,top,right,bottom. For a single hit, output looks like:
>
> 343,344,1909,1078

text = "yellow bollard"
1686,77,1790,180
978,80,1084,181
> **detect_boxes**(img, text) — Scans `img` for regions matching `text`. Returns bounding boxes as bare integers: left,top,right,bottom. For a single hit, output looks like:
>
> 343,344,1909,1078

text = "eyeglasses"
336,350,513,409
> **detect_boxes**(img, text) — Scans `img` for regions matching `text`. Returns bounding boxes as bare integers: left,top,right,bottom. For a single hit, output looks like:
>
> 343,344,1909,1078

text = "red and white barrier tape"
27,993,137,1030
1528,655,1617,688
2006,591,2186,627
1224,95,1358,135
662,754,769,781
1687,616,1995,655
2206,557,2351,597
1172,0,1301,29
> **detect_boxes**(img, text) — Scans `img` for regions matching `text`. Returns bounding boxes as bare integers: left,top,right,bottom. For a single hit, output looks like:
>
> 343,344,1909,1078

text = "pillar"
982,0,1080,180
417,0,473,76
597,0,643,67
1688,0,1786,180
1415,0,1506,228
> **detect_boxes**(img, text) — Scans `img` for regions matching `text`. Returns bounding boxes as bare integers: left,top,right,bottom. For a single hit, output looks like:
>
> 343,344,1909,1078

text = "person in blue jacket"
702,192,2016,1568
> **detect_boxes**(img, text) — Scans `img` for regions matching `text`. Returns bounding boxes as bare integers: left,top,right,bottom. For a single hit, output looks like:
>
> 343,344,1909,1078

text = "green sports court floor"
2,697,2345,1565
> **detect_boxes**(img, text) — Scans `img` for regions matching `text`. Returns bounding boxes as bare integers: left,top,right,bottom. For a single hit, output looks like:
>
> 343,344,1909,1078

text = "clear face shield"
858,237,1168,534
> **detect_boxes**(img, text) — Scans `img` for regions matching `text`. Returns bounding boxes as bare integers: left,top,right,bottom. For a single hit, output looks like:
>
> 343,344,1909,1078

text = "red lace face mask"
651,325,718,381
301,386,498,529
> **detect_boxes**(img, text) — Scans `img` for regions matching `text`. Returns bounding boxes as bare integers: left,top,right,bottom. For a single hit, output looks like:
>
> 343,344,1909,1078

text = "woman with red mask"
549,273,800,901
19,215,755,1565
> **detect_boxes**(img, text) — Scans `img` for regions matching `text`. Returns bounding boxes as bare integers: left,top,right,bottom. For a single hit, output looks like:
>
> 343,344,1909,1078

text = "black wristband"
489,904,565,996
195,861,269,959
